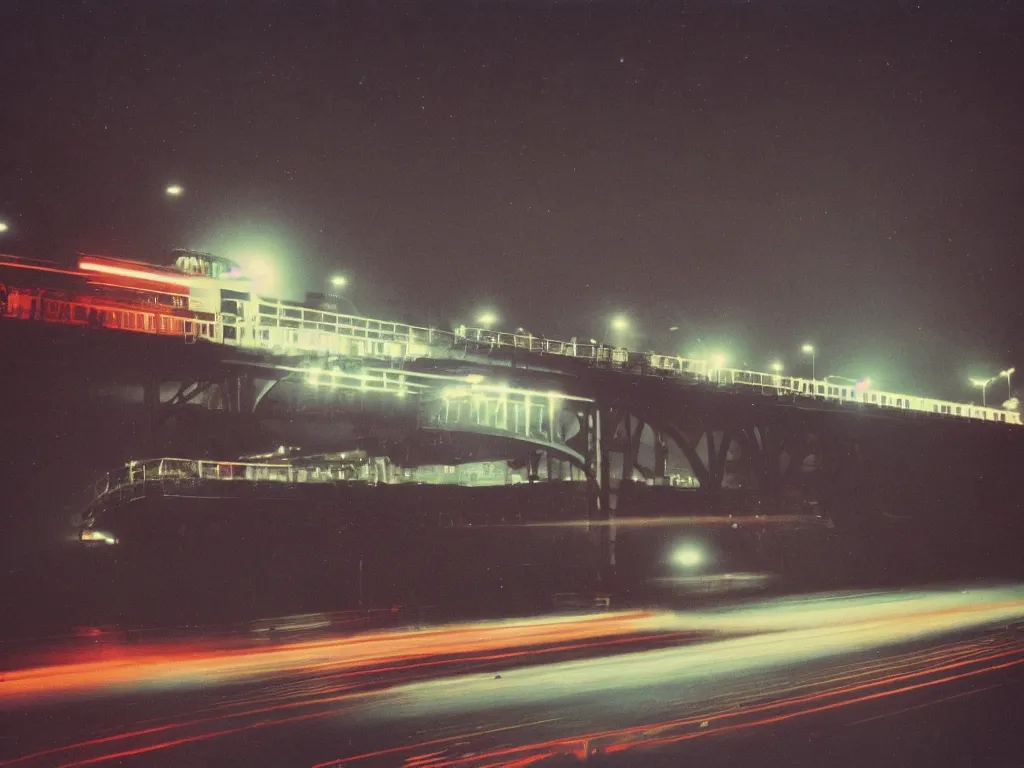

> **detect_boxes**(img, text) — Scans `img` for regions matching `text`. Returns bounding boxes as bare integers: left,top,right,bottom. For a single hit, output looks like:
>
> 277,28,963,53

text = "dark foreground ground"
3,585,1024,768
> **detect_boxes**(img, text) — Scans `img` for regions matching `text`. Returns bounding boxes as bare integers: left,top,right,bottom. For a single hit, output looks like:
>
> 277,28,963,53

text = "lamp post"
1000,368,1015,401
970,377,994,408
801,343,815,381
326,275,360,315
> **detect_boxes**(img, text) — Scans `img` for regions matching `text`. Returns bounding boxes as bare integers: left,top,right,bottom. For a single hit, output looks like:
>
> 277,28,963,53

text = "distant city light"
165,184,184,197
477,311,498,326
330,275,348,288
610,314,630,331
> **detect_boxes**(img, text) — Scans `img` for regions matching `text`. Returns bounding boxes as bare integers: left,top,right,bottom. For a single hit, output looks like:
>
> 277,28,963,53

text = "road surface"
3,585,1024,767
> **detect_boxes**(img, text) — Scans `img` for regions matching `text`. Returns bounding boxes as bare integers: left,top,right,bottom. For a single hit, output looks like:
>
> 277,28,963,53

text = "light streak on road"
2,585,1023,767
0,610,660,705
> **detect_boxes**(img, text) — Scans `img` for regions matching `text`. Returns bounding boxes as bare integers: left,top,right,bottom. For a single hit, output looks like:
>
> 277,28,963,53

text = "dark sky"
1,0,1022,401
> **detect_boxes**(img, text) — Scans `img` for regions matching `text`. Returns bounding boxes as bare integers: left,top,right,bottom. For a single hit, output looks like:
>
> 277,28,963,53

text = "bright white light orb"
165,184,184,197
672,545,704,568
330,275,348,288
477,311,498,326
0,221,8,233
610,314,629,331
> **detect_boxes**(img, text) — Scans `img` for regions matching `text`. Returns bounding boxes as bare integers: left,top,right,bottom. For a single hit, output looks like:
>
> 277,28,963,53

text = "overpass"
1,263,1017,426
4,253,1024,612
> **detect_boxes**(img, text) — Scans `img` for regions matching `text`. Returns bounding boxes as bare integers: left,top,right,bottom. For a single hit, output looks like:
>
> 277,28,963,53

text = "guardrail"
84,457,371,513
457,326,1020,426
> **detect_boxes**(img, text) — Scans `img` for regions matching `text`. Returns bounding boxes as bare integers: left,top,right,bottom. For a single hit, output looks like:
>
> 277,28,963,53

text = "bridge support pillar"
594,407,614,583
142,373,160,455
228,371,258,414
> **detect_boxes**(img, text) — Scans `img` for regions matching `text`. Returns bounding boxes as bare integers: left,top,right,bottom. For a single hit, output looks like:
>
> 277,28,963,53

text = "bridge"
5,252,1024,613
1,269,1017,426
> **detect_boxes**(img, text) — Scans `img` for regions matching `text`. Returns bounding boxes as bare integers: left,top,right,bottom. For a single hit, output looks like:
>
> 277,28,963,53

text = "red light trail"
3,587,1024,768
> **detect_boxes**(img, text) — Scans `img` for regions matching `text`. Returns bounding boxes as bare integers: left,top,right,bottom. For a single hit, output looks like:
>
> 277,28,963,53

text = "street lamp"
1000,368,1015,400
770,361,783,374
0,221,8,233
330,274,348,288
610,314,629,332
165,184,184,197
970,377,994,408
476,311,498,327
801,343,816,381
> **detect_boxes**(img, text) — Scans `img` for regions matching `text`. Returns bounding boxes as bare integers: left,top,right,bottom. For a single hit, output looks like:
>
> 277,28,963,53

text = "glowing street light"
477,310,498,327
165,184,184,197
770,361,784,374
0,221,8,234
801,343,816,381
671,544,705,569
970,376,995,408
330,274,348,288
610,314,630,332
1000,367,1015,400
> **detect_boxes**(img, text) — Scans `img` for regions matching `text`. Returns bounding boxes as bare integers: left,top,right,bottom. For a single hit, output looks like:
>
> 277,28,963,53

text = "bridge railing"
715,368,1020,424
458,326,629,364
221,299,453,359
3,291,219,342
84,457,371,511
457,325,1020,426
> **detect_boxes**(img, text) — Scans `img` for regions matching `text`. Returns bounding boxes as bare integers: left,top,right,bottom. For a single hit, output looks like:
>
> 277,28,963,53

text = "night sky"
1,0,1022,401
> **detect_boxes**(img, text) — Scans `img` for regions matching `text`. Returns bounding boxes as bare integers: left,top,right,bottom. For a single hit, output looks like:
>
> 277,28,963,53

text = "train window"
955,406,961,415
933,405,939,412
842,388,848,398
817,384,825,395
881,395,888,405
1001,413,1006,422
896,398,902,407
